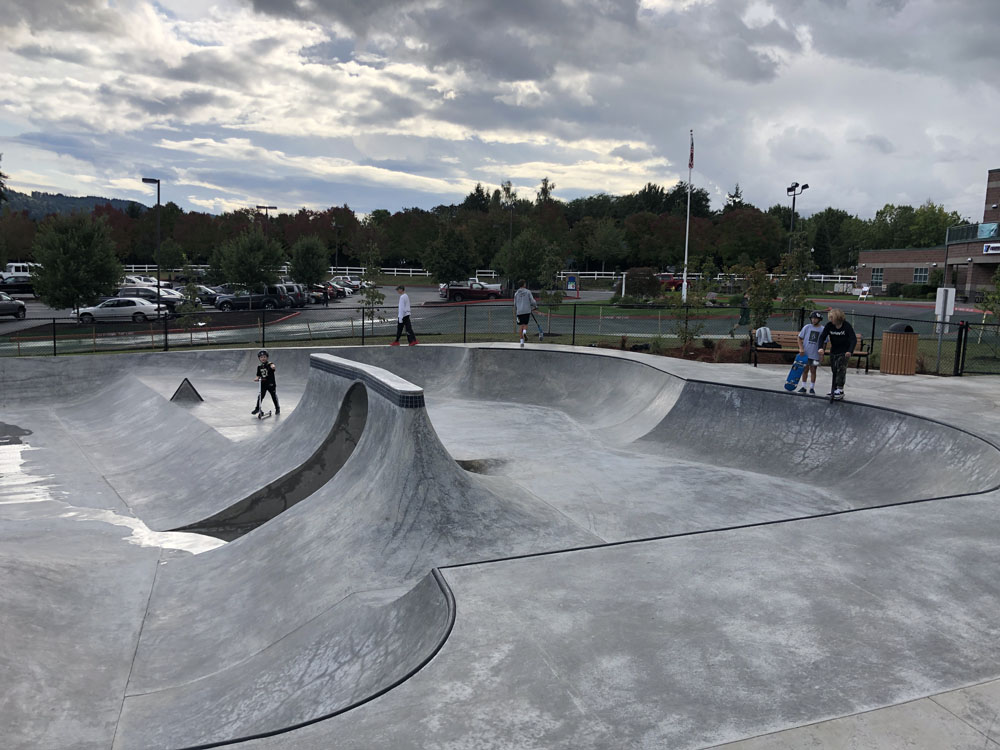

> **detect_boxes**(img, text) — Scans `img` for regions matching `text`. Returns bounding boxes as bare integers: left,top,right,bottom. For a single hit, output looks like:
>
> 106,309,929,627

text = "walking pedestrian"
513,279,537,347
390,284,419,346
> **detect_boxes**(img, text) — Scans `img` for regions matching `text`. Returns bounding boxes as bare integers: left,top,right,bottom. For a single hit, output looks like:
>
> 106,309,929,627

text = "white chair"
858,285,870,301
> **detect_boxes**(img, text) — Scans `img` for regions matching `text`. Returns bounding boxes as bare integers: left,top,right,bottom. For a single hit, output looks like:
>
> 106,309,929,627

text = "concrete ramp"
91,356,368,530
113,572,453,750
117,354,598,746
636,380,1000,503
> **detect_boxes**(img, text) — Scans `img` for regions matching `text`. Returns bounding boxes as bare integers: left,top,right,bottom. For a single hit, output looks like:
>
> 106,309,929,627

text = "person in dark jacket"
817,308,857,399
252,350,279,415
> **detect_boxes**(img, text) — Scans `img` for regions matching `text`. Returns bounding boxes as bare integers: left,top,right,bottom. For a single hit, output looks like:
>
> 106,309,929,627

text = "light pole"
331,218,339,274
256,205,277,237
786,182,809,251
141,177,161,313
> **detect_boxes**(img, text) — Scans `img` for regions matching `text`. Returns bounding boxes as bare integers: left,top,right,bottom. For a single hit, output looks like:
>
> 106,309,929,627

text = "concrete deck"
2,344,1000,749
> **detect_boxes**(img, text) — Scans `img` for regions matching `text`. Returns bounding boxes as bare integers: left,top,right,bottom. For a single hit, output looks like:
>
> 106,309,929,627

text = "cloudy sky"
1,0,997,220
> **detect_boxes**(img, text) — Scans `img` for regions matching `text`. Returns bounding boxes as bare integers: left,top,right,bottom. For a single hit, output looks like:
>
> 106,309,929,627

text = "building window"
871,268,884,284
913,267,929,284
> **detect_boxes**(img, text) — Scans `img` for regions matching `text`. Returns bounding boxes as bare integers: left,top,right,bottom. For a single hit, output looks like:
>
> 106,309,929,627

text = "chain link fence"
1,303,997,376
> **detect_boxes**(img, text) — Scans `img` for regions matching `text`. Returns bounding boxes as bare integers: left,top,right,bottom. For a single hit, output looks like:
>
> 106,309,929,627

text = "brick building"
858,167,1000,301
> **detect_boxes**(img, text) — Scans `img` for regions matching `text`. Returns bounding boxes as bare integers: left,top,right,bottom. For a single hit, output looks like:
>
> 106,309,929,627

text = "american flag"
688,130,694,170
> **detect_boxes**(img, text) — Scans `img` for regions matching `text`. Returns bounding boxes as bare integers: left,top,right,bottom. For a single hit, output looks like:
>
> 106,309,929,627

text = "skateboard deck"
257,410,272,420
784,354,809,391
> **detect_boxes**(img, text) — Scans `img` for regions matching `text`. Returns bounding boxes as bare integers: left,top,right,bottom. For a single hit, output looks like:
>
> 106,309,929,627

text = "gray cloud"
611,144,653,162
852,134,895,154
12,43,96,66
1,0,119,32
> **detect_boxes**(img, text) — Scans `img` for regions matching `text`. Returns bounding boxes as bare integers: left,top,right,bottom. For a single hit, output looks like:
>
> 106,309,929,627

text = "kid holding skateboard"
796,311,824,394
252,350,279,416
817,308,857,400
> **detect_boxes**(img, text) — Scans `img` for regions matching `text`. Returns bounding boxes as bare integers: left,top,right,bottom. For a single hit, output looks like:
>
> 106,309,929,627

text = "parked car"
0,274,35,297
181,284,223,306
214,286,290,311
331,275,360,291
438,282,504,302
0,291,26,318
326,279,352,296
284,283,307,308
117,286,190,312
655,273,685,291
122,275,172,289
77,298,166,323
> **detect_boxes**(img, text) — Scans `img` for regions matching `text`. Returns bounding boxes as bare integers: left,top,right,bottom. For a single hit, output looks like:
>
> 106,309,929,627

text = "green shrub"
649,335,668,355
901,283,931,297
886,282,904,297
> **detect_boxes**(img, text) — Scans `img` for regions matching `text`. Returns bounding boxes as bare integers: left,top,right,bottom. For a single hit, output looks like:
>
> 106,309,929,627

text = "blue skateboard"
784,354,809,391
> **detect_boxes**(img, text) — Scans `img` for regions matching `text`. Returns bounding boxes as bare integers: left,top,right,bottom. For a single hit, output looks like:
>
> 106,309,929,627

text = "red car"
656,273,685,291
439,282,504,302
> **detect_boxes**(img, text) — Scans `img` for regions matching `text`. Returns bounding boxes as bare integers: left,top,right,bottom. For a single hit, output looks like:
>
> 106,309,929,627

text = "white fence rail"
124,265,857,286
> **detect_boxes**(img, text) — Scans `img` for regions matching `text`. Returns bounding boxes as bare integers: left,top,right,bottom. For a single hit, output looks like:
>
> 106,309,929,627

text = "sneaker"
797,386,807,393
251,408,260,415
520,338,525,348
409,339,419,346
834,389,844,397
809,388,815,395
275,408,280,415
390,341,400,346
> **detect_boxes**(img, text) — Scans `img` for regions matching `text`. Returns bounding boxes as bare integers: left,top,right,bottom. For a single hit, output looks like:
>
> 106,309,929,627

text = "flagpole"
682,129,693,303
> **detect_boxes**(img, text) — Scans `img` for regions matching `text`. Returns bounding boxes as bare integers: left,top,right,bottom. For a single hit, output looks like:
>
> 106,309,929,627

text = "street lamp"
331,218,339,273
786,182,809,251
141,177,161,313
256,205,277,236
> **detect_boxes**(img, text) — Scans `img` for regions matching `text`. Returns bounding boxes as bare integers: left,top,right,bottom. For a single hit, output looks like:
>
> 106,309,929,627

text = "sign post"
935,286,956,373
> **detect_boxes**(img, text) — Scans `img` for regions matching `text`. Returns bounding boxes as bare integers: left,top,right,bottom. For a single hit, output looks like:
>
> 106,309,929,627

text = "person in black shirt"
817,308,857,399
252,350,280,415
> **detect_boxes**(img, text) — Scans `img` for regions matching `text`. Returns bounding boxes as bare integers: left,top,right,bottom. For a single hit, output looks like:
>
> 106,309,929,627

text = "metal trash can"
880,322,918,375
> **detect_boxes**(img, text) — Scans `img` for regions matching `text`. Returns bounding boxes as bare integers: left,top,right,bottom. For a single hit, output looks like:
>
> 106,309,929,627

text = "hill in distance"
3,189,149,221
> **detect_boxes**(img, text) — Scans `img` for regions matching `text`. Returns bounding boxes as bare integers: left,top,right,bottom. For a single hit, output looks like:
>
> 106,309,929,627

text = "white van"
5,262,40,276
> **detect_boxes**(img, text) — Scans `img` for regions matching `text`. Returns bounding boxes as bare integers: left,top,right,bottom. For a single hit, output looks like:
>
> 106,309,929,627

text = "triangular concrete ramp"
170,377,203,403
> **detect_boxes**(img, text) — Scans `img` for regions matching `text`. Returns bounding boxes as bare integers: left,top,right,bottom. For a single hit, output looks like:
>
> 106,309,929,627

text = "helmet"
809,311,822,321
258,350,268,358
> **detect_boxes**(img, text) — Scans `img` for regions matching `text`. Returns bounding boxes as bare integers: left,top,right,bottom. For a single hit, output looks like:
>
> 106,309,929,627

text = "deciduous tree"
31,213,123,310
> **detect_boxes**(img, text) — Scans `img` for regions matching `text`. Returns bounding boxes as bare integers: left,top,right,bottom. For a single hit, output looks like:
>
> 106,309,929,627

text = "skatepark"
4,344,1000,749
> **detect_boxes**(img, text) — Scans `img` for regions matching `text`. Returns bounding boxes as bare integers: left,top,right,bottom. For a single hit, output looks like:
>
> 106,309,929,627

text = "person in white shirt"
513,279,537,347
796,311,824,394
390,284,419,346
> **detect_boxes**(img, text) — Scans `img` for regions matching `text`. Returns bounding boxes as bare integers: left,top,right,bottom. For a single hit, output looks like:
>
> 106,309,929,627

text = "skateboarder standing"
514,279,537,347
817,308,857,400
796,311,824,394
390,285,419,346
252,350,279,415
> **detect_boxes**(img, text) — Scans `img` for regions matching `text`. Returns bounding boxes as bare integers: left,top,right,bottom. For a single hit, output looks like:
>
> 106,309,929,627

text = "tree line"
0,156,968,290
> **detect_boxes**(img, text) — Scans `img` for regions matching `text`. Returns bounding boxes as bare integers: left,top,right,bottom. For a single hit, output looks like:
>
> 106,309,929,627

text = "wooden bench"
750,329,870,373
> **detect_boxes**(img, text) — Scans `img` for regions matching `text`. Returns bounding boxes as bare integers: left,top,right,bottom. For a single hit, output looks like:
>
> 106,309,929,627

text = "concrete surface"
2,344,1000,749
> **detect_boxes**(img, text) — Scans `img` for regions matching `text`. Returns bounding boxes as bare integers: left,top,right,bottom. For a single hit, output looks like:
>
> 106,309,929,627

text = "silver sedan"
77,297,166,323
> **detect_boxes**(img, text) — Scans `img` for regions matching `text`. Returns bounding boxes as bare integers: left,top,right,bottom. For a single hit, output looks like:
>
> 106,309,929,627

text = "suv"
214,286,290,311
284,283,307,308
